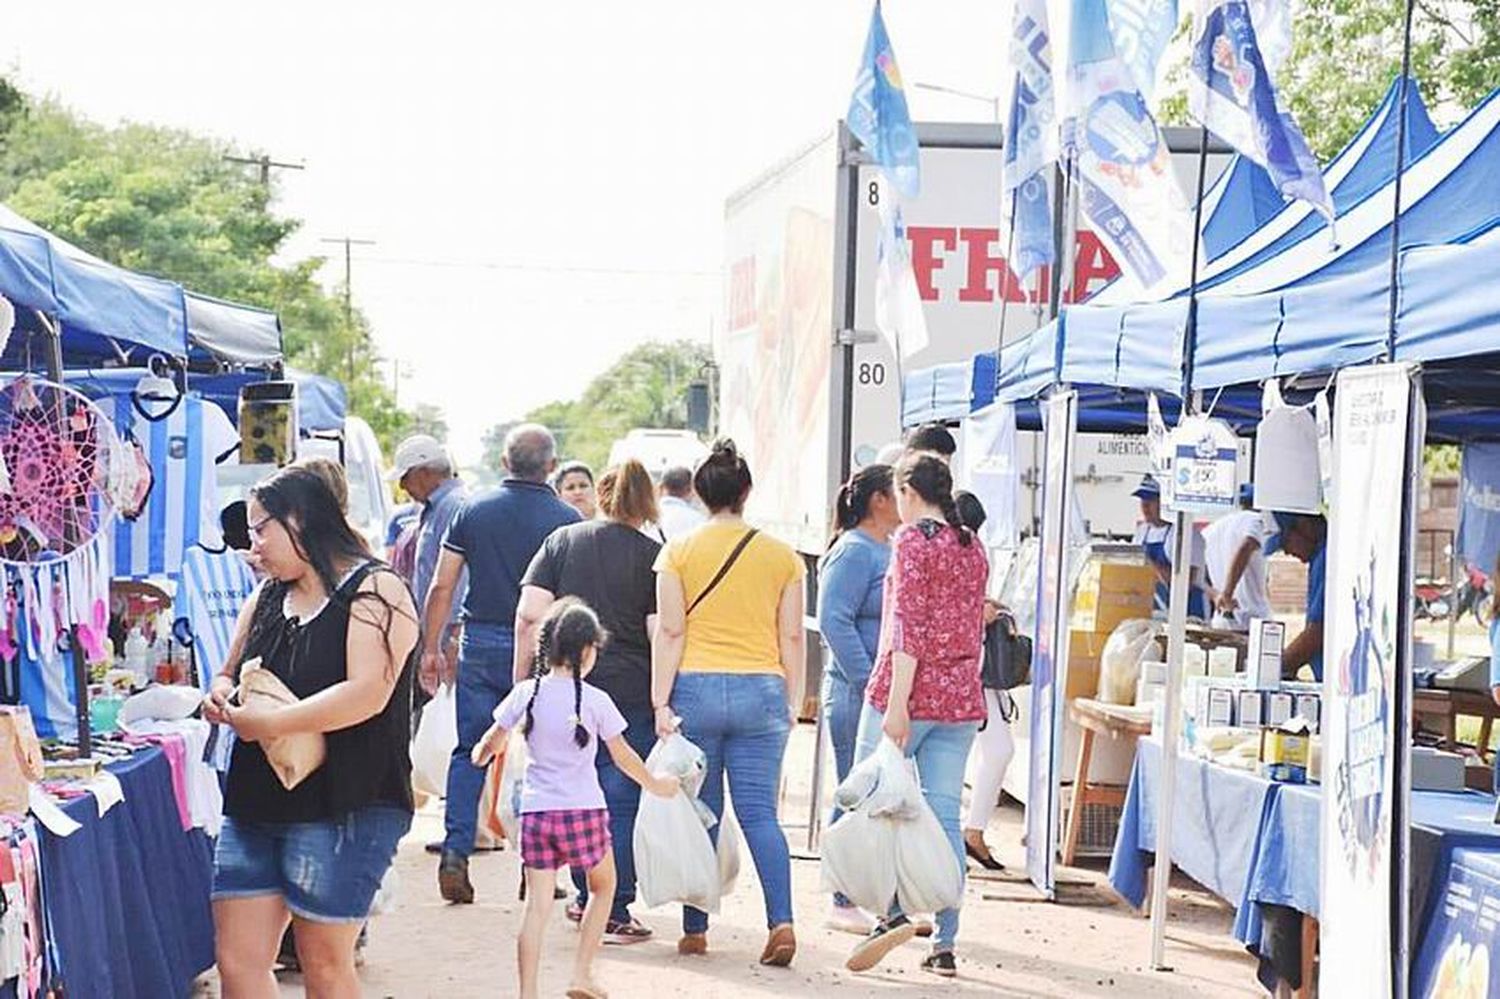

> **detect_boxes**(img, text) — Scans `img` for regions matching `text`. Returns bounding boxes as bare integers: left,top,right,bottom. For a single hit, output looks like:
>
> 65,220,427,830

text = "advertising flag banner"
1320,362,1422,998
1003,0,1059,280
1026,389,1078,898
847,0,921,200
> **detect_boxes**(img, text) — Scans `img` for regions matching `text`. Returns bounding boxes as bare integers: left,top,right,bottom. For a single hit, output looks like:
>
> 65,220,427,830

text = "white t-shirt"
1202,509,1271,627
656,495,707,541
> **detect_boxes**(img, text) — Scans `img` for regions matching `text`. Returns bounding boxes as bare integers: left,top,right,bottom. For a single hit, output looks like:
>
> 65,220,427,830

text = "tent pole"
1149,124,1213,972
1385,0,1417,358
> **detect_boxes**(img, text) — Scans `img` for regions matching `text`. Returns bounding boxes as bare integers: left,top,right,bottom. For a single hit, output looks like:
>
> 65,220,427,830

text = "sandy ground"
196,721,1266,998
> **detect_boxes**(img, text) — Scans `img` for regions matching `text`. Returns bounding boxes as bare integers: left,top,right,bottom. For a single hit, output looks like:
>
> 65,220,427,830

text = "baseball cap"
1131,474,1162,500
387,434,447,482
1262,511,1297,555
1238,481,1256,506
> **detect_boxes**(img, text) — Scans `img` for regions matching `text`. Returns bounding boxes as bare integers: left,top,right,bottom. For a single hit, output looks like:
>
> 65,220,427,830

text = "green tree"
479,340,710,473
1160,1,1500,159
406,402,449,443
0,88,411,452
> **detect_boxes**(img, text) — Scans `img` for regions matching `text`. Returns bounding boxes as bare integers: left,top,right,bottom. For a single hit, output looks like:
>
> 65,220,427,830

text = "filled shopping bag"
893,796,965,913
634,734,720,913
496,729,528,845
410,682,457,796
1097,619,1160,705
819,808,899,913
717,801,742,896
861,738,925,819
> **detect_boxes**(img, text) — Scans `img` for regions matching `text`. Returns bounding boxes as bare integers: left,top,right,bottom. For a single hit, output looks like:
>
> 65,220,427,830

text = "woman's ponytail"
827,463,894,549
938,492,974,546
895,453,972,546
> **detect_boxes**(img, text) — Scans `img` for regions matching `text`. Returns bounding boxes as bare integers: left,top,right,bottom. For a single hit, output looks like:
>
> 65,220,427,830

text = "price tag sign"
1169,415,1239,513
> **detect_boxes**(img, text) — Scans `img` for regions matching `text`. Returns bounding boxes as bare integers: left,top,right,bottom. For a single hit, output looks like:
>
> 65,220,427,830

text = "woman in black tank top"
201,466,419,996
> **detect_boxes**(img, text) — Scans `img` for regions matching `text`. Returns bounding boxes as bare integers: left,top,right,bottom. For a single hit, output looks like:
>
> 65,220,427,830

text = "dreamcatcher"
0,376,114,565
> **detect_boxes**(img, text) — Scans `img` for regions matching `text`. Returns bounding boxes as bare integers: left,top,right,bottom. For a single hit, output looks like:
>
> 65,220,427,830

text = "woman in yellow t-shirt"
652,439,806,968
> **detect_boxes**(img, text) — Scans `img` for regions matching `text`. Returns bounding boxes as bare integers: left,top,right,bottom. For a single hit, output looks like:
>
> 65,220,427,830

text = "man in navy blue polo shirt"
1264,511,1328,681
422,423,579,903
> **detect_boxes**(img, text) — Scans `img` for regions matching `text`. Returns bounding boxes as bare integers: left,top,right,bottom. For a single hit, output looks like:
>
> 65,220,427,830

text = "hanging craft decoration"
0,376,114,565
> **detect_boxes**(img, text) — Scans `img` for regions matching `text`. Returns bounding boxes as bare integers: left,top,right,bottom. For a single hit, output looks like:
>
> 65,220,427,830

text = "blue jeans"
444,622,514,856
671,672,794,934
571,704,655,922
854,701,979,954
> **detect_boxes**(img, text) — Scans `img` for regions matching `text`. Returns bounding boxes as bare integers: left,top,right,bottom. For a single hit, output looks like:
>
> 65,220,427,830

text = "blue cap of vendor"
1262,511,1297,555
1131,474,1161,500
1238,482,1255,506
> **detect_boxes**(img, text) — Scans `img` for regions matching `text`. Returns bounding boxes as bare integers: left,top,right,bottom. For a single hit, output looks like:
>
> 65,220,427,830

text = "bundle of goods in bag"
410,682,457,796
820,739,964,915
633,733,725,912
1097,619,1161,705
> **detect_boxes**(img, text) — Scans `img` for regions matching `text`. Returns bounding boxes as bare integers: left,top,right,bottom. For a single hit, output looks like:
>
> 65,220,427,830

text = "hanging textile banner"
1026,389,1077,899
1319,362,1422,998
1457,442,1500,577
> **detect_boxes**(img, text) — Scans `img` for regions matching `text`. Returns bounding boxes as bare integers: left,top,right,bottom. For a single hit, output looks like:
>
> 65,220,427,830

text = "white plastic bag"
497,729,528,845
411,682,457,796
633,735,720,912
862,739,924,819
1097,619,1160,705
717,803,742,895
820,809,899,913
894,798,965,913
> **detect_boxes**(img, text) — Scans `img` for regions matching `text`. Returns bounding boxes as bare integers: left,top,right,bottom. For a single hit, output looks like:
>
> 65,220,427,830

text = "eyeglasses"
248,515,277,540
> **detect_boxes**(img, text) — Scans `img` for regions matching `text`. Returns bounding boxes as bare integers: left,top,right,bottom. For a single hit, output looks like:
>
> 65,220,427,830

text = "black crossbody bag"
686,529,760,616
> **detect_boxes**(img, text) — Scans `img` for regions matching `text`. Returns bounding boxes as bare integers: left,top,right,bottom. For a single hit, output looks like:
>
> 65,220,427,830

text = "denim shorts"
212,804,412,923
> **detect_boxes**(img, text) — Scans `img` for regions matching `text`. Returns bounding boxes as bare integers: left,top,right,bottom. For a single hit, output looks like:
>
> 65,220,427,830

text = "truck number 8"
868,181,880,207
858,362,886,386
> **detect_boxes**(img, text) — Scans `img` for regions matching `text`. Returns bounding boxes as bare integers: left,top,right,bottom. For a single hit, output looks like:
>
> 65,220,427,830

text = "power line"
350,255,720,278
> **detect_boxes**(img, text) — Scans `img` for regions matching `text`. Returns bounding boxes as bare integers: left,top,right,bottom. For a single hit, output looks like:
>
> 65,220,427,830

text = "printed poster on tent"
1026,389,1076,899
1319,363,1421,998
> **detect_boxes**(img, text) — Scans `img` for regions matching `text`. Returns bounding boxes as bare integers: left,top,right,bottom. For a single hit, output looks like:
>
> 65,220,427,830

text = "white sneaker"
827,903,877,936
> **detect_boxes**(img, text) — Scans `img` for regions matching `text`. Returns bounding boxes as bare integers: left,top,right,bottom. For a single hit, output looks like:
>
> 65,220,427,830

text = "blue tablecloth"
1110,739,1500,989
9,747,215,998
1107,738,1278,910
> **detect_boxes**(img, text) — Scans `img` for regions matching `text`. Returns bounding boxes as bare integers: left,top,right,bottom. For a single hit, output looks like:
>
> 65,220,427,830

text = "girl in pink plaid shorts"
474,598,677,999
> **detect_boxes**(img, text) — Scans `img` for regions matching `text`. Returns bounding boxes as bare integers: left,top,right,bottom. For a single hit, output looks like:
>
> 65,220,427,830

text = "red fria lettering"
957,228,1029,303
906,226,957,301
1072,231,1121,302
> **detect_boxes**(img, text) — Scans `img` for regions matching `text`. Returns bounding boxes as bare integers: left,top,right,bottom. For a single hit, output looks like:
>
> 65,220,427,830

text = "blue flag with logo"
1105,0,1180,101
1066,0,1190,293
848,1,920,199
1188,0,1333,220
1003,0,1058,281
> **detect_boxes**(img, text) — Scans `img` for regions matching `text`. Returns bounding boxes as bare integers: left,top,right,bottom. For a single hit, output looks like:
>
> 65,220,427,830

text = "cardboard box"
1267,691,1295,726
1071,560,1156,636
1236,690,1266,727
1294,693,1321,733
1063,631,1109,701
1206,688,1235,727
1249,618,1286,689
1260,723,1310,783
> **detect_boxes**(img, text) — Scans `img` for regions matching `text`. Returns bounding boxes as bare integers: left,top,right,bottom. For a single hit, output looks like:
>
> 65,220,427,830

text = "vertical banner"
1027,389,1078,898
1320,363,1422,998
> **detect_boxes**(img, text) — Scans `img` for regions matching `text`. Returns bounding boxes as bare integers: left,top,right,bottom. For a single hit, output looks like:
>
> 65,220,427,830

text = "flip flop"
565,986,608,999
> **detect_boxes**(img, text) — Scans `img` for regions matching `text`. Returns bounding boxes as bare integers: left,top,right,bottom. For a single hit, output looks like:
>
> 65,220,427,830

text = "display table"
1109,738,1500,993
1063,700,1152,865
3,746,215,998
1413,687,1500,752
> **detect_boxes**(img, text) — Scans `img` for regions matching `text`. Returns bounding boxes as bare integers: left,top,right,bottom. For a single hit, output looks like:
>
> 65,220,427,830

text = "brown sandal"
759,923,796,967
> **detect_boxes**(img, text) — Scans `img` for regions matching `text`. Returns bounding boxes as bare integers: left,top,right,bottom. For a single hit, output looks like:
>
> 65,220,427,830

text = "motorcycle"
1453,563,1495,628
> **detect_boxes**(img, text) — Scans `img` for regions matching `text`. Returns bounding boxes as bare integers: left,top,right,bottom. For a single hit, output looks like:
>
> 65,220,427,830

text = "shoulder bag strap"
685,529,760,617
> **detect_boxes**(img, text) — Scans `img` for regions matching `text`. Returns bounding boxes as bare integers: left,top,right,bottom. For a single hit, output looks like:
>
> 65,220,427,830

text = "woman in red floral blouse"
843,453,988,980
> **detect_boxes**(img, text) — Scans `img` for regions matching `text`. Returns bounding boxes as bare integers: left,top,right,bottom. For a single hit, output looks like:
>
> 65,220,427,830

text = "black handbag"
981,612,1032,690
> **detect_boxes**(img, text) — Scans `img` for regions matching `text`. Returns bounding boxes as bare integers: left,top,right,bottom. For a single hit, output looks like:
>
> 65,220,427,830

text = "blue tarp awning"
67,368,346,435
0,203,284,367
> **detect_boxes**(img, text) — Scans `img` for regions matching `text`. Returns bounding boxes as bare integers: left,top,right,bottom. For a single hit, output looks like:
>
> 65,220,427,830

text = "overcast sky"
2,1,1013,463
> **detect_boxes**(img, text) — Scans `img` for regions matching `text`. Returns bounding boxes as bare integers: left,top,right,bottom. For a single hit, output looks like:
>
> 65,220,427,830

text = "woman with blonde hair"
512,458,663,943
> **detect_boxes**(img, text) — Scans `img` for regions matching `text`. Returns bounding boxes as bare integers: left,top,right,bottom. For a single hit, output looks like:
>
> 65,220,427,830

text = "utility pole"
224,152,305,187
320,236,376,382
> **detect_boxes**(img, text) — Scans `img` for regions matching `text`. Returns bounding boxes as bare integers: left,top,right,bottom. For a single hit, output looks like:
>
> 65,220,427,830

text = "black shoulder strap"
686,529,759,617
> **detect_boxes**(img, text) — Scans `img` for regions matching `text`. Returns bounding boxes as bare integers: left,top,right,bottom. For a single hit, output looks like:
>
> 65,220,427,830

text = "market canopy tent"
68,366,348,435
0,202,282,368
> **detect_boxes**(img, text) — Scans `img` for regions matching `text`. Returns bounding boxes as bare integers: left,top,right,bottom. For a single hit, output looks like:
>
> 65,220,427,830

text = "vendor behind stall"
1130,474,1209,619
1263,511,1327,680
1205,484,1271,630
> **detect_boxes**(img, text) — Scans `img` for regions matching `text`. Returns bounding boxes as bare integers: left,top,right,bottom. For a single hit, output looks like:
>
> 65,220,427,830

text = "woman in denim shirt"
816,464,898,934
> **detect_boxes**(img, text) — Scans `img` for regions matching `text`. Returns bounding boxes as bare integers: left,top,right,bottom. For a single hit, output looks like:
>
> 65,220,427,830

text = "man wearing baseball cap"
1262,510,1328,680
388,435,469,693
1130,474,1210,619
1204,483,1272,630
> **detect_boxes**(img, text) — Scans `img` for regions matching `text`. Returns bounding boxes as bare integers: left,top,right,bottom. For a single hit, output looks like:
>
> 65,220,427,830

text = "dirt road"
199,723,1264,997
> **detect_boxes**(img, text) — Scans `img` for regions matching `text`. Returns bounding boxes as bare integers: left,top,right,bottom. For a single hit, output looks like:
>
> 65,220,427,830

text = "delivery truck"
718,121,1228,553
